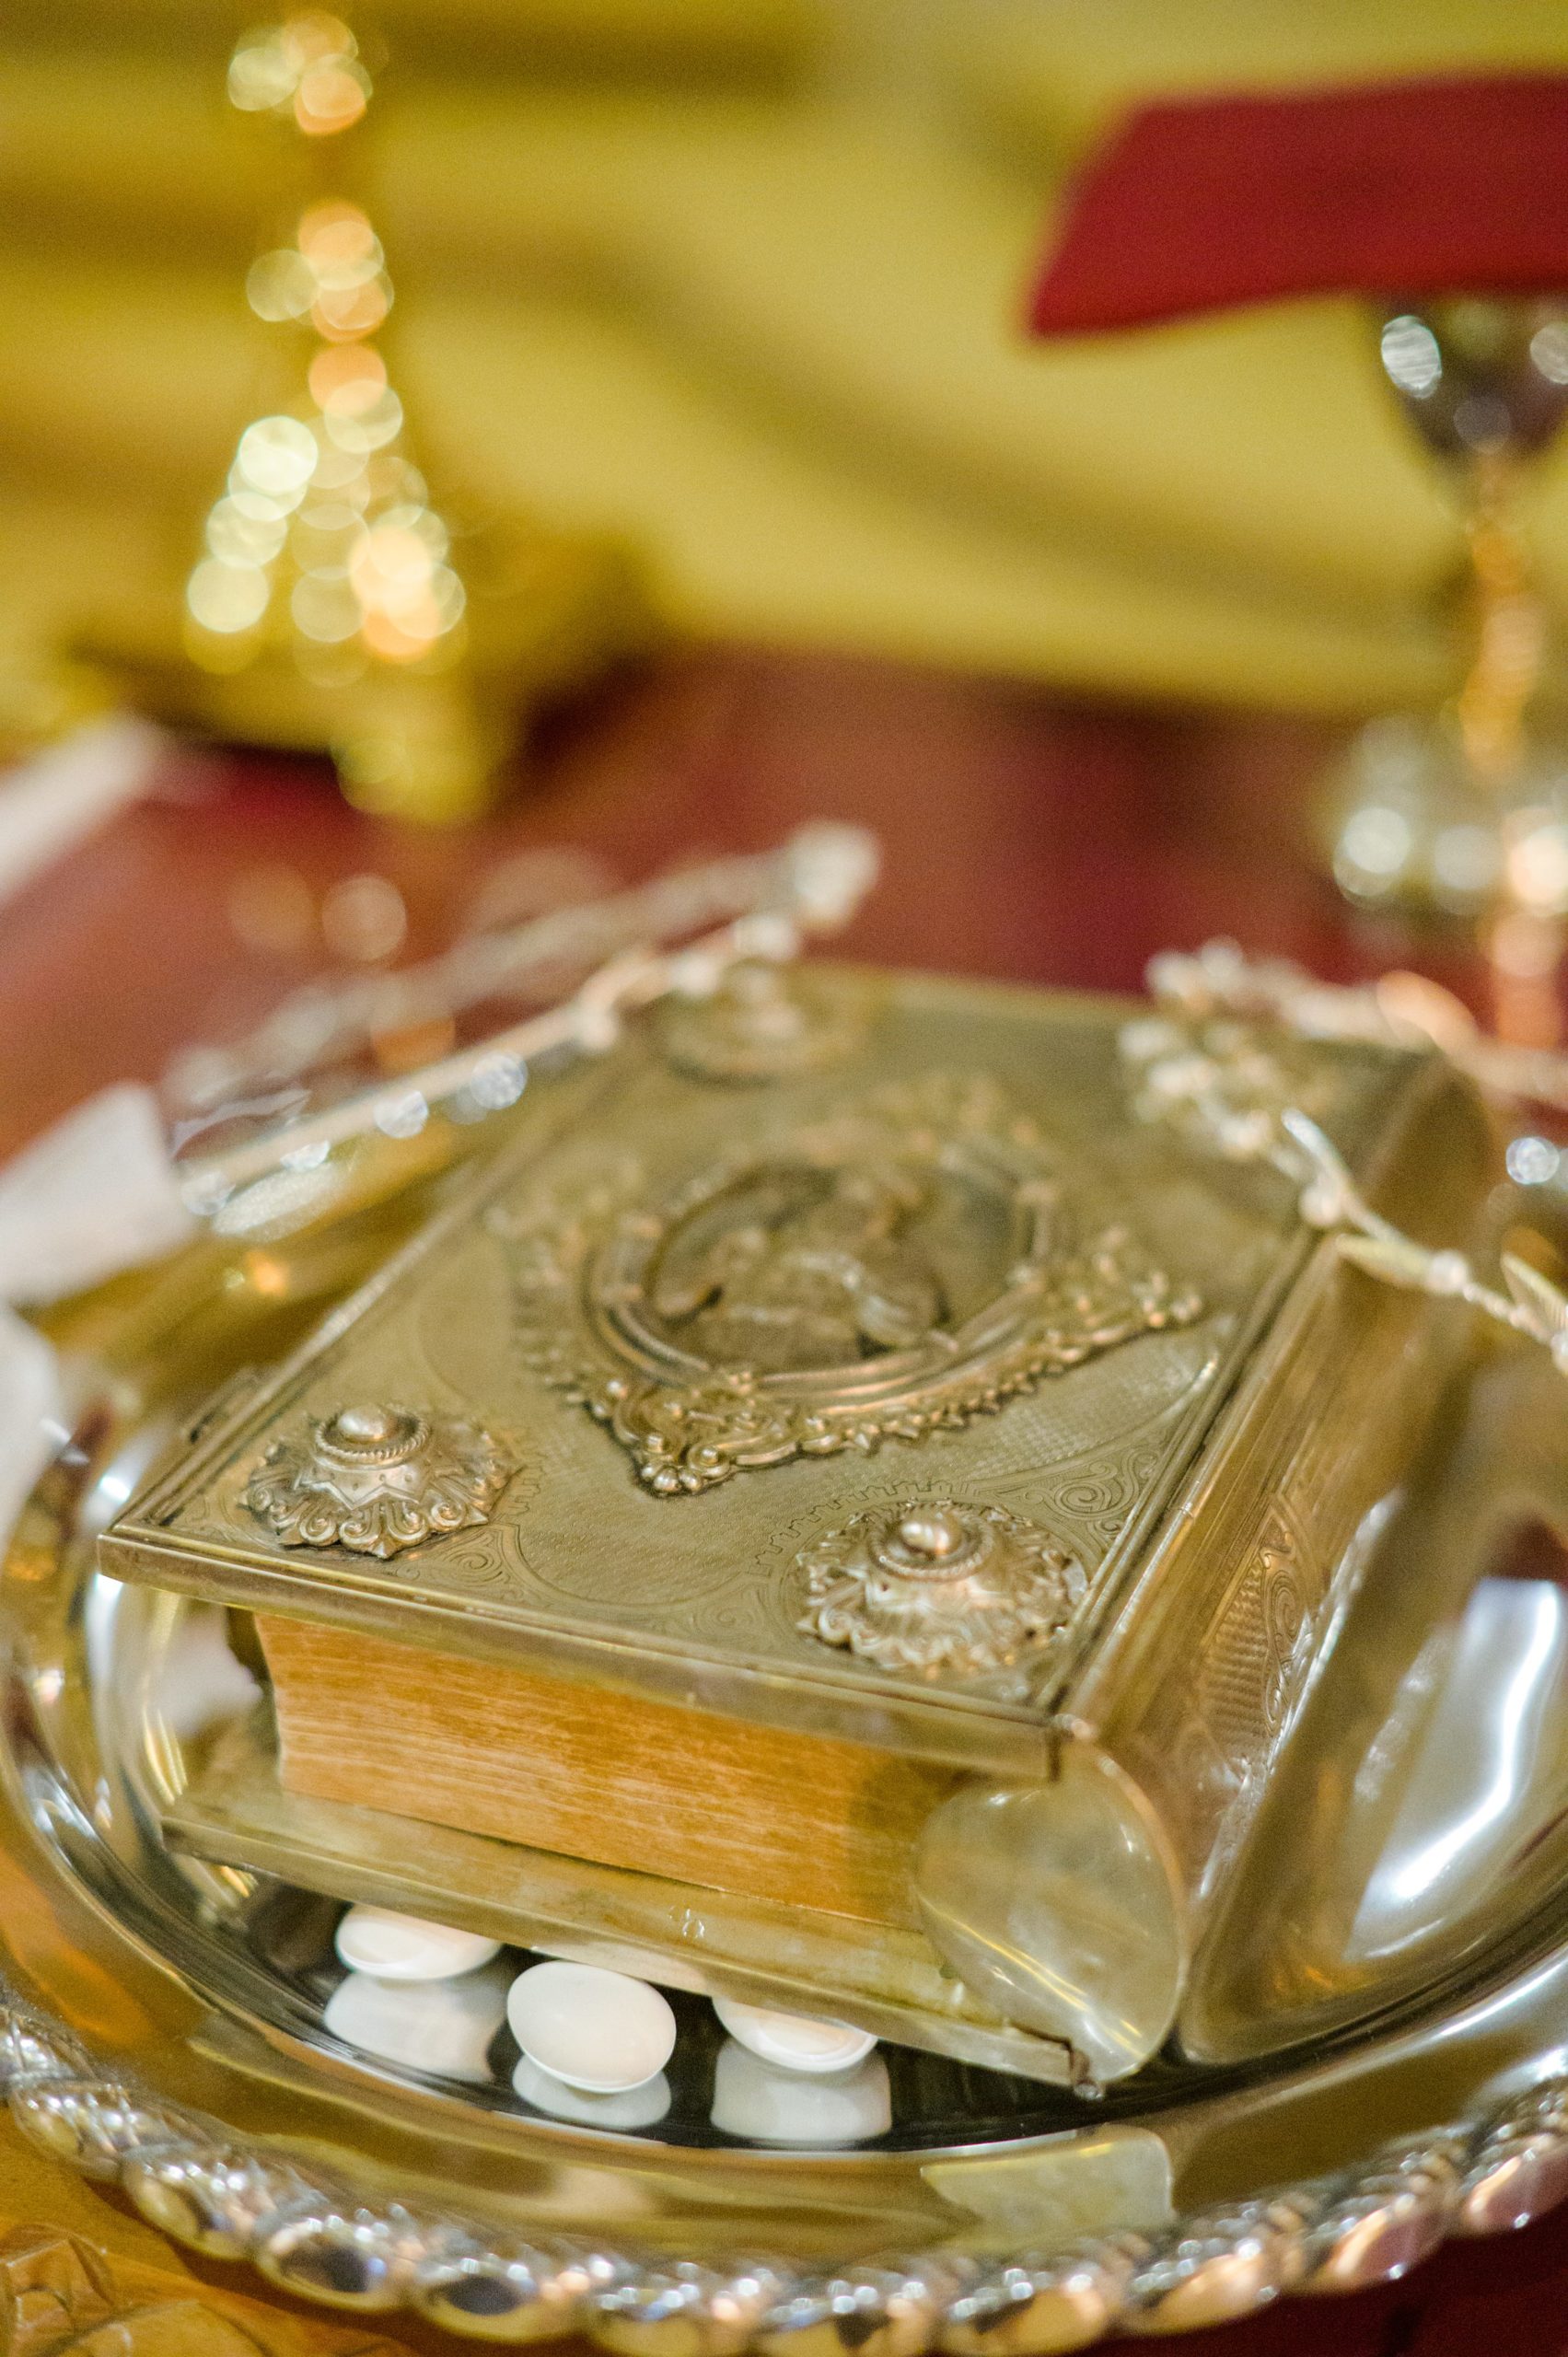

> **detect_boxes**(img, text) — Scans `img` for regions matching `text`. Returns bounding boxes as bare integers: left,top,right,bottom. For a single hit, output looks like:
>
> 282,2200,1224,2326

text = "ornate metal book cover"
100,965,1491,2082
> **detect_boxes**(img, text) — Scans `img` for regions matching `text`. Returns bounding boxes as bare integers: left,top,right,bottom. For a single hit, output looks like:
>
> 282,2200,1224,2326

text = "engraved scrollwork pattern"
1164,1503,1318,1875
1044,1444,1167,1560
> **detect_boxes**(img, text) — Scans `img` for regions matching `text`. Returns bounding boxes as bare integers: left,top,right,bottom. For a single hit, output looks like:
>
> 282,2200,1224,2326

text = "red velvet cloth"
1029,75,1568,335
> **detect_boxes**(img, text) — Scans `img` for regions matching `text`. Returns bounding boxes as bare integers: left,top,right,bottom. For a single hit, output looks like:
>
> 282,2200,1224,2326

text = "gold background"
6,0,1568,718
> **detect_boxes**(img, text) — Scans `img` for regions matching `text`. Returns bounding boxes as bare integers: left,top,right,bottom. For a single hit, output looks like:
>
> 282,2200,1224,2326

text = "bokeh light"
186,28,470,681
227,14,369,131
187,557,270,634
321,871,408,962
236,415,319,499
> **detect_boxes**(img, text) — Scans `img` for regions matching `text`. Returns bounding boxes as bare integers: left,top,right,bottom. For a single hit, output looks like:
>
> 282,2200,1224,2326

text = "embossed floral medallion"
796,1500,1086,1692
656,961,867,1081
244,1403,512,1558
491,1073,1201,1493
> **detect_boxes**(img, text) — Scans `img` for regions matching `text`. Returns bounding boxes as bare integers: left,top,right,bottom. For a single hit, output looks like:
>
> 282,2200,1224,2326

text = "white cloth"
0,716,167,911
151,1605,261,1740
0,1303,65,1545
0,1084,193,1308
0,712,203,1536
0,1085,193,1543
0,1080,191,1547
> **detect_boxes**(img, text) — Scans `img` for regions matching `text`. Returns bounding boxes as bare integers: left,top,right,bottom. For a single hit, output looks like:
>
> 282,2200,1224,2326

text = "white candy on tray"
507,1959,677,2093
712,1997,877,2075
333,1905,501,1982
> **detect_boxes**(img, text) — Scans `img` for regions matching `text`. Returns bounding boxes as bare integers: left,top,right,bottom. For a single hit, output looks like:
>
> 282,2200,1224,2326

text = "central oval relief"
595,1133,1041,1389
493,1074,1199,1492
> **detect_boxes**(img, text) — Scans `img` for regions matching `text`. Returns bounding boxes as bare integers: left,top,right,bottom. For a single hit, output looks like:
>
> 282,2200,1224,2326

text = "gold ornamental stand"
73,10,648,822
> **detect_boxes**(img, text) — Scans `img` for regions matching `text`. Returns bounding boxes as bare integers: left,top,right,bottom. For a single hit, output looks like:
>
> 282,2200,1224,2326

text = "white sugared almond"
507,1959,676,2093
333,1905,501,1982
713,1996,877,2075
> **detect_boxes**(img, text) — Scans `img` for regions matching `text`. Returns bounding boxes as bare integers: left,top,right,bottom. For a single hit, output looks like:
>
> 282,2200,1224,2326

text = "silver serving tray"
6,1322,1568,2351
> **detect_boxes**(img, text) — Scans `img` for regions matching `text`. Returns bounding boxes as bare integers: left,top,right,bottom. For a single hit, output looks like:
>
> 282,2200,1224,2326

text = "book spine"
1075,1057,1493,1937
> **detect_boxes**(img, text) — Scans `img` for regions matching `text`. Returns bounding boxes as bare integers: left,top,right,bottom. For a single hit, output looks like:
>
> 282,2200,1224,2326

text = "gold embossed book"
99,964,1492,2087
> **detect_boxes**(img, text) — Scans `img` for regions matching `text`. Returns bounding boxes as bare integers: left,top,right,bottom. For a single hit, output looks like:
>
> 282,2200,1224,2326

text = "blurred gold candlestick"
1329,303,1568,921
75,9,647,822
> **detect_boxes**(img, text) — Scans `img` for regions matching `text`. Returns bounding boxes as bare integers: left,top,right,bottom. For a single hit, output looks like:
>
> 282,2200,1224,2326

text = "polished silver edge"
3,1973,1567,2344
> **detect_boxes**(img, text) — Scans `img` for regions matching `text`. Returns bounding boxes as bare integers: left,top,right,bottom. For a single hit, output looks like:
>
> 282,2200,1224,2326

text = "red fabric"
1029,75,1568,335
